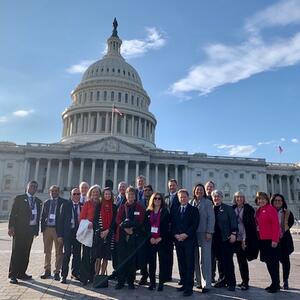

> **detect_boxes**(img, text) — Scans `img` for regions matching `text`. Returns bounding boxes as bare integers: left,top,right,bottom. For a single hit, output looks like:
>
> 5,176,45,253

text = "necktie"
29,196,35,220
180,206,185,219
74,204,79,227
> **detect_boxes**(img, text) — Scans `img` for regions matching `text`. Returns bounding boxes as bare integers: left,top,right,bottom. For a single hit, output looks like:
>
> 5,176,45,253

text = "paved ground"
0,221,299,299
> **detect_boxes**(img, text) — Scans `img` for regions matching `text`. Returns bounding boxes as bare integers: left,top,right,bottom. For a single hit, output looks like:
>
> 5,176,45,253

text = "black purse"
93,274,109,288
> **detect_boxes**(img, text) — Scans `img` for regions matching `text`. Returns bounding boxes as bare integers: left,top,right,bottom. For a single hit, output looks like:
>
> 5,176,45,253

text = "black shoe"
109,271,117,280
178,280,183,285
177,286,185,292
196,284,202,289
267,286,280,293
54,273,60,281
148,284,156,290
128,284,135,290
240,283,249,290
202,288,209,293
183,290,193,297
228,286,235,291
214,280,226,288
157,283,164,291
9,277,18,284
71,273,80,281
115,283,124,289
283,281,289,290
211,278,216,284
40,271,51,279
61,277,67,284
165,277,172,282
17,273,32,280
138,276,148,285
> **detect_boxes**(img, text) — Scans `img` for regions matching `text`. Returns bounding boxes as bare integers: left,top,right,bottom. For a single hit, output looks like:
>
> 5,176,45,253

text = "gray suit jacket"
190,197,215,234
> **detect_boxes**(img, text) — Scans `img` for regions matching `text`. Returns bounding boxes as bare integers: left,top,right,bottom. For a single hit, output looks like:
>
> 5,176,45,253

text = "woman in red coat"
255,192,280,293
79,184,101,285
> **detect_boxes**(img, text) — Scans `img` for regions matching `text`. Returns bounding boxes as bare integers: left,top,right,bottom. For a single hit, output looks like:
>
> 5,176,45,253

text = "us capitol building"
1,20,300,218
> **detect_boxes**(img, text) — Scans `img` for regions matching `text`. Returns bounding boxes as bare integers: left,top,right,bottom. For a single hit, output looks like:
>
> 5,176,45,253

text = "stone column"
124,160,129,184
287,176,292,202
44,159,51,192
131,115,135,136
165,164,169,194
23,159,29,186
113,160,118,191
123,114,127,135
57,159,62,187
87,112,91,132
67,159,73,189
138,117,142,137
102,160,107,188
146,162,150,183
143,119,147,138
182,166,187,188
270,175,274,194
96,112,101,132
175,165,178,181
91,159,96,185
79,159,85,183
155,164,158,191
135,161,139,178
73,114,77,134
105,112,109,133
279,175,283,194
34,158,40,181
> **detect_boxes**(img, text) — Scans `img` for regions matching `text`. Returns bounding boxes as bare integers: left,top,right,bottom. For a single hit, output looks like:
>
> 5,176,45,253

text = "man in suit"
57,188,82,283
79,181,89,205
135,175,146,208
8,180,42,284
164,179,180,282
40,185,66,280
172,189,199,297
115,181,127,209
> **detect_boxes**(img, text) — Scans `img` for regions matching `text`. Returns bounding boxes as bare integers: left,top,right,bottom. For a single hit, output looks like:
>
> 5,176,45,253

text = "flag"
278,145,283,154
112,105,123,116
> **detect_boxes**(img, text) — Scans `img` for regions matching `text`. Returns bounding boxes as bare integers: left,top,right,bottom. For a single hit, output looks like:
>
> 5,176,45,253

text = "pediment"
71,137,145,155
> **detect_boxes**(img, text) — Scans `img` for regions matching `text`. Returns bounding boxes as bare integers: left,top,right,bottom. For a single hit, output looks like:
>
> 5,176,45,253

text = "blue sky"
0,0,300,163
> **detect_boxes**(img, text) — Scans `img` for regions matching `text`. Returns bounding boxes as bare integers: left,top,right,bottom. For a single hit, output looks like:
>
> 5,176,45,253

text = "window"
252,174,256,180
106,68,109,72
90,91,93,101
125,93,128,103
83,93,87,102
97,91,100,101
209,172,214,177
104,91,107,101
118,92,121,102
196,173,201,177
118,69,120,73
111,91,114,101
297,178,300,183
112,68,115,72
224,173,229,178
137,97,139,106
224,192,230,199
131,95,134,105
240,173,244,179
7,163,13,169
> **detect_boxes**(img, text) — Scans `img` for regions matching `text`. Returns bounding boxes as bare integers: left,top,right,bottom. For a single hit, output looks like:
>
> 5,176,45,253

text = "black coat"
171,203,199,244
145,208,170,243
57,200,82,239
41,197,66,232
164,193,180,213
279,209,294,256
8,193,42,236
233,203,259,261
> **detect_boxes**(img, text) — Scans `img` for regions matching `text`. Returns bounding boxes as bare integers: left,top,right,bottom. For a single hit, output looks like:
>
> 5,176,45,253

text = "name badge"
32,209,37,215
151,226,158,234
134,211,140,216
49,214,56,220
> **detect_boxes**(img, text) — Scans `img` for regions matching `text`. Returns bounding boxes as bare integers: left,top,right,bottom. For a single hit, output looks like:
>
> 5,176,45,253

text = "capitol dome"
61,19,157,148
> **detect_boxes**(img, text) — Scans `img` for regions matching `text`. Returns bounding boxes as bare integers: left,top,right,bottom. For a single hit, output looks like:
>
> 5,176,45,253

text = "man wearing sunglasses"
57,188,82,283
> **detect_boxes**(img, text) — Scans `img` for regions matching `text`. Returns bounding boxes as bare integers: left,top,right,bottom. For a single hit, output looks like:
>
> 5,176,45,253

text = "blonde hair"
232,191,246,204
87,184,101,202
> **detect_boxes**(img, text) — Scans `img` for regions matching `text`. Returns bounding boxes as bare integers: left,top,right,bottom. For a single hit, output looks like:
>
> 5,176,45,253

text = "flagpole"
111,104,114,136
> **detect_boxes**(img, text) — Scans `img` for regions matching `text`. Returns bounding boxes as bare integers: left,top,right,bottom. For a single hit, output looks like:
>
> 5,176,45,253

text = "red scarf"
100,200,113,230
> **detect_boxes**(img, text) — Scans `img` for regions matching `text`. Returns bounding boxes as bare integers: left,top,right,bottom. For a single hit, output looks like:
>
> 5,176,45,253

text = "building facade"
1,21,300,218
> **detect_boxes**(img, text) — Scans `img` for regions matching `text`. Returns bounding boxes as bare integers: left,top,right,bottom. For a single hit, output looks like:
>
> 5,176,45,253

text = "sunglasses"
72,193,81,195
154,197,162,200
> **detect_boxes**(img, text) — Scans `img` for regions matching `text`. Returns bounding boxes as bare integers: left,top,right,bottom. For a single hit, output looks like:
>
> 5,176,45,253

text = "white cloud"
66,60,95,74
12,109,34,117
121,27,166,59
215,144,257,157
170,0,300,96
0,116,8,123
257,140,275,146
281,137,286,142
291,138,299,143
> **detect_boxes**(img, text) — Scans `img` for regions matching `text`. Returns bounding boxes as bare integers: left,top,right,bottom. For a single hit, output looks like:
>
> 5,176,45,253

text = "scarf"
150,209,161,238
100,200,113,230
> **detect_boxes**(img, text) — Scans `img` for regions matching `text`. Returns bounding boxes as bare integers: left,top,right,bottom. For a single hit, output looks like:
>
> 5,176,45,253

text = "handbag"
93,274,109,288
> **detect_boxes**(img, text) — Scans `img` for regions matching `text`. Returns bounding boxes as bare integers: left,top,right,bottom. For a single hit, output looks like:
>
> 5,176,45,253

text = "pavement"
0,221,299,299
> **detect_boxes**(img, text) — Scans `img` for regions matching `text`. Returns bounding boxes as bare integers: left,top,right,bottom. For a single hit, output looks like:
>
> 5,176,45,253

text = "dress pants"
61,229,81,278
117,236,136,285
9,229,34,278
195,233,212,288
80,245,95,283
211,239,225,281
234,241,249,285
43,227,63,274
148,242,167,285
279,245,291,282
165,234,174,280
175,239,195,292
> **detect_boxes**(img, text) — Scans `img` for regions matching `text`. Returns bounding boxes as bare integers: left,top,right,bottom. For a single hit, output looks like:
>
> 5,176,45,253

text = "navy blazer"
171,203,199,243
164,193,180,213
57,200,82,239
8,193,42,236
41,197,66,232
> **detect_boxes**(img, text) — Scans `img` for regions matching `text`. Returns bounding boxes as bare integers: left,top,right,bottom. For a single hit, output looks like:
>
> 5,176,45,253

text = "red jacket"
256,204,280,242
80,200,96,223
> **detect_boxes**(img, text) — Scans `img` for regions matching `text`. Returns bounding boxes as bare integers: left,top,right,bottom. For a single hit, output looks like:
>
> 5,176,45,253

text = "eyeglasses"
72,193,81,195
154,197,162,200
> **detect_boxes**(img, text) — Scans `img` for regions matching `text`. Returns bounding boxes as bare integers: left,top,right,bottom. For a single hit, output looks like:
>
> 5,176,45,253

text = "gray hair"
211,189,223,198
232,191,246,204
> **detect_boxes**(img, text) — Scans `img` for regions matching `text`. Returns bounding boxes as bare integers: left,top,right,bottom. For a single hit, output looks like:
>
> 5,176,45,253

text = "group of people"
8,176,295,296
